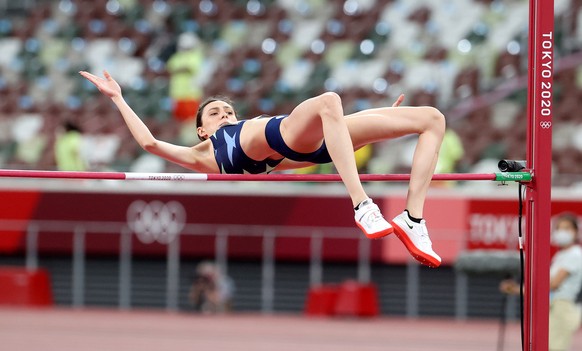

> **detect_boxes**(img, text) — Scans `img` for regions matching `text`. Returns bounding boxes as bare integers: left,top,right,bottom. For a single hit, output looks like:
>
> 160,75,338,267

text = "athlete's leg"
345,106,446,218
279,92,367,206
343,106,445,267
278,93,393,239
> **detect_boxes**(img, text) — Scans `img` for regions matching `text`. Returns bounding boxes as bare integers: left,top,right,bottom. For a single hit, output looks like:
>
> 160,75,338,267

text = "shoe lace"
365,209,384,224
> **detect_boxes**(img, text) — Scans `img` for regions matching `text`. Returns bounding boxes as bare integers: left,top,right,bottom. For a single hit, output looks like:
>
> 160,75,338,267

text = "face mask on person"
551,229,575,247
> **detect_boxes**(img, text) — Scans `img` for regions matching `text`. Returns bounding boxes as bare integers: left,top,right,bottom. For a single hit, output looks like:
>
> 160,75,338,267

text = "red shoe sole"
390,221,441,268
356,222,394,239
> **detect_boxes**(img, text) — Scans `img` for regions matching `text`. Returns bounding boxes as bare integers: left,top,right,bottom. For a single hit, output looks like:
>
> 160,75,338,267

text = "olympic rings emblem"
126,200,186,244
540,121,552,129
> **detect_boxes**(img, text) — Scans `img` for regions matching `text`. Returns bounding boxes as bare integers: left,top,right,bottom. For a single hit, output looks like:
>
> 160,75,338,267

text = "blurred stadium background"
1,0,582,350
0,0,581,183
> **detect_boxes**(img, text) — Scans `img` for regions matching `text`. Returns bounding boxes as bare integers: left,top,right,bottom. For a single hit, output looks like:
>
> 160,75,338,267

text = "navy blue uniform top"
210,121,283,174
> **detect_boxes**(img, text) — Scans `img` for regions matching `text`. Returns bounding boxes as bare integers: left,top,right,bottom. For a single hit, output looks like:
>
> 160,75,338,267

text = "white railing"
0,219,517,320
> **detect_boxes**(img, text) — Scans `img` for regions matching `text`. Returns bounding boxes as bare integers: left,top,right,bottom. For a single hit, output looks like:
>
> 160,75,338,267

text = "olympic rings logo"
540,121,552,129
126,200,186,244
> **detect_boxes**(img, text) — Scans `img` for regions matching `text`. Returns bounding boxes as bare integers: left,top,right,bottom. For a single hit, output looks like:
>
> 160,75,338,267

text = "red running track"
1,308,580,351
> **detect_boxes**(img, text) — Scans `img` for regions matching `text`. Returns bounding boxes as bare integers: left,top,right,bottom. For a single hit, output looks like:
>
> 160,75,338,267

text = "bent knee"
317,92,343,118
319,91,342,104
423,107,446,135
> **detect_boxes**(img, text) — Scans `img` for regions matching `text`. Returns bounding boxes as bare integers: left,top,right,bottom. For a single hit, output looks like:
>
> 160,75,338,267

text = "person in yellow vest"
55,121,86,171
435,128,464,174
433,128,464,187
167,32,205,122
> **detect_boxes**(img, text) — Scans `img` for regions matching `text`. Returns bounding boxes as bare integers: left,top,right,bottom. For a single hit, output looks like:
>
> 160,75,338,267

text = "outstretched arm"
79,71,214,172
80,70,157,148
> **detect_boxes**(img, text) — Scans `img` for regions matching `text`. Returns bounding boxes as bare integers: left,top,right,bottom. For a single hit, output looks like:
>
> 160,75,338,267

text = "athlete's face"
197,100,238,140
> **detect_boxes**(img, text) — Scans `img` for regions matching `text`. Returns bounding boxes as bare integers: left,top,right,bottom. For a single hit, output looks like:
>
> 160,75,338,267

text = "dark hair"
556,213,579,232
196,95,236,141
64,120,82,133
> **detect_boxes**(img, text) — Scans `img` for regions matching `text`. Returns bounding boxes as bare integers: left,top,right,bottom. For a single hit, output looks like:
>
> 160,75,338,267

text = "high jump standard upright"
525,0,553,349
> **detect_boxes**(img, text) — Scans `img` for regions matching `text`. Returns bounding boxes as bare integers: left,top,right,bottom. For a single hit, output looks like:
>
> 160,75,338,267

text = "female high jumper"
80,70,445,268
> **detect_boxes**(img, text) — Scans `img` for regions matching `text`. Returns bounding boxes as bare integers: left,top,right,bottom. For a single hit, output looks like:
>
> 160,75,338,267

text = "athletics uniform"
264,115,332,163
210,121,282,174
210,115,332,174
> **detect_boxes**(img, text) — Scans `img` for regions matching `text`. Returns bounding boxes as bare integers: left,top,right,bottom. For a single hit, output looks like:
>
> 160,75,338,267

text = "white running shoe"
390,211,441,268
354,199,393,239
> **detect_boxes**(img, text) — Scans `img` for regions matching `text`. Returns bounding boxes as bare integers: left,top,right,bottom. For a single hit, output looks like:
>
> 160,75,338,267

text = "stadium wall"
1,182,580,265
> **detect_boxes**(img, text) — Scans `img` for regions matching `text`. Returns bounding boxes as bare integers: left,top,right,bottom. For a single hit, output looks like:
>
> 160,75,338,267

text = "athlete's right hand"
79,70,122,99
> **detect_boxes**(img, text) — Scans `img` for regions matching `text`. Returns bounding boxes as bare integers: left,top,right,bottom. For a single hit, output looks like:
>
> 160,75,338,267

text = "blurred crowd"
0,0,581,186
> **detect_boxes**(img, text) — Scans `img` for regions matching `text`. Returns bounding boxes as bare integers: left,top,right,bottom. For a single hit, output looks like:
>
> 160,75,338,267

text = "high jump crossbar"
0,169,532,182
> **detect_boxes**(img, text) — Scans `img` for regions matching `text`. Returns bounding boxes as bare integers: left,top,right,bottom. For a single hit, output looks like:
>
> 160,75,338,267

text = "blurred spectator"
189,261,235,314
54,120,86,171
12,113,47,167
435,128,464,174
167,32,205,122
500,213,582,351
433,128,464,187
